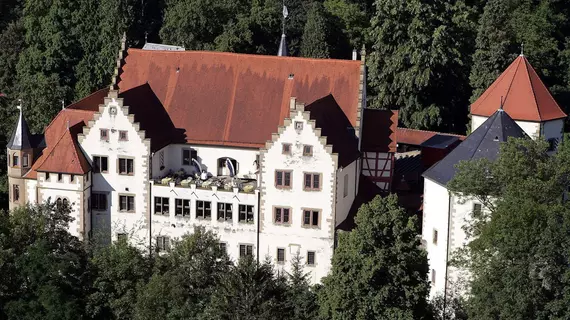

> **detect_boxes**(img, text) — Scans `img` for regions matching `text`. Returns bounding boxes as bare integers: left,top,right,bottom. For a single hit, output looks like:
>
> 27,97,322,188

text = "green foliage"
301,2,330,58
367,0,476,132
318,194,431,320
286,253,319,320
0,201,90,320
206,255,291,320
448,136,570,319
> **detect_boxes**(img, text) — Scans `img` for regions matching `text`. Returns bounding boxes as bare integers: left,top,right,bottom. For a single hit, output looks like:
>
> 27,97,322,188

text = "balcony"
152,169,258,193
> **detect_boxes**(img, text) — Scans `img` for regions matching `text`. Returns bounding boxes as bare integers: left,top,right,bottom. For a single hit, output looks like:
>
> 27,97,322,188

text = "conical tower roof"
278,33,288,57
423,109,527,186
7,107,32,150
471,55,566,122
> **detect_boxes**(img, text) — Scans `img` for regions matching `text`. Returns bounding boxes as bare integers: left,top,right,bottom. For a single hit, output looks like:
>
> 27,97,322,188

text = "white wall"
472,115,540,139
79,98,151,247
25,179,37,204
151,183,258,262
422,178,451,298
152,144,259,180
259,109,337,284
335,159,357,226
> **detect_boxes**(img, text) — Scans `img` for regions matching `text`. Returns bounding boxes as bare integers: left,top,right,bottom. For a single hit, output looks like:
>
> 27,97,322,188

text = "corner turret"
7,101,33,210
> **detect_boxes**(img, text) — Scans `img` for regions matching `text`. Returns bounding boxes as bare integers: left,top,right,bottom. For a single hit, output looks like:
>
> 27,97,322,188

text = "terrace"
152,168,258,193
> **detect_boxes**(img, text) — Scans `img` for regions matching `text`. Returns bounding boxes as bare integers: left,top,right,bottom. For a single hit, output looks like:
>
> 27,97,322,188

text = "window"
303,145,313,156
93,156,108,173
307,251,316,265
303,209,320,227
239,244,253,257
282,143,291,155
219,242,227,252
119,195,135,212
63,198,68,207
156,236,170,252
182,149,197,166
431,269,436,285
92,193,107,211
56,197,63,209
433,229,438,245
118,158,134,175
304,173,321,191
154,197,170,215
274,207,290,224
119,130,128,141
58,173,63,182
12,185,19,202
45,172,50,180
343,174,349,197
175,199,190,216
238,204,254,223
218,157,238,176
117,233,128,242
217,202,233,221
22,155,28,167
70,174,75,182
277,248,285,263
159,151,165,168
12,154,18,167
473,203,482,215
275,170,291,188
196,200,211,219
294,121,303,130
100,129,109,141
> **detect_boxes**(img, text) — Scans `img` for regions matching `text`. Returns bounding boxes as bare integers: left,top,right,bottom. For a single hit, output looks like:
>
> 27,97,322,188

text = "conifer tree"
318,194,431,320
285,253,319,320
301,2,330,58
367,0,476,132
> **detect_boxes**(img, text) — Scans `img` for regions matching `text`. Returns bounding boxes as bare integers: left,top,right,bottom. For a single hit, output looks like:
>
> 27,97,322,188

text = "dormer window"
100,129,109,141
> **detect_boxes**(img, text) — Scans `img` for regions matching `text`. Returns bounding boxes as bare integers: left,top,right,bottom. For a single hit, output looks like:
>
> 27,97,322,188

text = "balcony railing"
153,169,257,193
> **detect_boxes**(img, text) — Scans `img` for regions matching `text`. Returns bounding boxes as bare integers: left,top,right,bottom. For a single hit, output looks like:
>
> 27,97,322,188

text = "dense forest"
1,0,570,204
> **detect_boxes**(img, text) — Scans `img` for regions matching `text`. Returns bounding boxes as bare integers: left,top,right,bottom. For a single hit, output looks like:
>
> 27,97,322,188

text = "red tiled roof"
396,127,465,146
471,55,567,121
25,108,95,179
118,49,362,148
361,109,398,153
67,87,109,111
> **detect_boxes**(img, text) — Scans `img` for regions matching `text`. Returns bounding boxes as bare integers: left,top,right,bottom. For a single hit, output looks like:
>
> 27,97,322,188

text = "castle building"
422,54,567,298
6,38,397,283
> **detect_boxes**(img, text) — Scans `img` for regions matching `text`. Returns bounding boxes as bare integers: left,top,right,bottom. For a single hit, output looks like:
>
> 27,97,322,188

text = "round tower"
7,102,34,211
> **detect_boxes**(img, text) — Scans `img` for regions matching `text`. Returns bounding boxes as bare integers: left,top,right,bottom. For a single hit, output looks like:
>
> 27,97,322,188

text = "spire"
278,34,288,57
498,96,504,111
278,0,289,57
520,43,524,57
7,99,32,150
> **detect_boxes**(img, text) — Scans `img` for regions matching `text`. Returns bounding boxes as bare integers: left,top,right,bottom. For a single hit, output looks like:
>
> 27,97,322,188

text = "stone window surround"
303,172,322,191
117,156,135,176
306,250,316,266
239,243,254,257
217,202,233,222
175,198,191,217
196,200,212,219
118,130,128,141
100,128,109,141
273,206,291,225
238,204,254,223
302,144,313,157
275,170,292,189
154,196,170,215
118,194,135,213
277,247,286,263
301,208,321,228
92,155,109,173
282,143,291,155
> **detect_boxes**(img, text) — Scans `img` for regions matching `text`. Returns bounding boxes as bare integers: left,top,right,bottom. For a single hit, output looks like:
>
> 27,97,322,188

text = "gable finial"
278,0,289,56
145,32,148,44
16,99,22,111
520,43,524,57
61,99,65,110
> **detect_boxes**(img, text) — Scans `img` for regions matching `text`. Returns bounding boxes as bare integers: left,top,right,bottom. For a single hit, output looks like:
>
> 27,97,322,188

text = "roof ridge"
67,87,108,109
397,127,466,138
521,57,542,121
34,129,70,170
502,56,522,108
127,48,361,64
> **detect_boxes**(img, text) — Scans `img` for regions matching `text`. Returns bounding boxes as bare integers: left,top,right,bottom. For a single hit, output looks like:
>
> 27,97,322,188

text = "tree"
285,253,319,320
318,194,431,320
87,240,151,320
448,136,570,319
367,0,476,133
301,2,330,58
134,227,230,319
205,255,291,320
0,201,89,320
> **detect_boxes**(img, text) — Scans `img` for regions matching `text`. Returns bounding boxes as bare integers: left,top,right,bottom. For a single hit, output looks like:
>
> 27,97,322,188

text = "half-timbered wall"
361,151,394,191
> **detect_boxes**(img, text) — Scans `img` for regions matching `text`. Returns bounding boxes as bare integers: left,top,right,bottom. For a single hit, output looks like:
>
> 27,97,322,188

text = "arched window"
217,157,238,176
63,198,69,207
56,198,63,210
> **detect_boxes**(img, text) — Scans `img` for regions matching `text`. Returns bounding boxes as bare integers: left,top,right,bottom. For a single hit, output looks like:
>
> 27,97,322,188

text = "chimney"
352,49,357,60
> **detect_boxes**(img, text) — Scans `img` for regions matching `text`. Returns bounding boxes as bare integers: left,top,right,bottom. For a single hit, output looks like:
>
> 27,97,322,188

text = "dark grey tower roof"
7,107,32,150
423,110,527,186
278,33,288,57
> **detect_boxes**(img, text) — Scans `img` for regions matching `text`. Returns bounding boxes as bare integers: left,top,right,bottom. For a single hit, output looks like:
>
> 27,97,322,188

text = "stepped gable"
117,49,361,148
423,110,527,186
25,108,96,179
361,109,398,153
471,55,566,122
